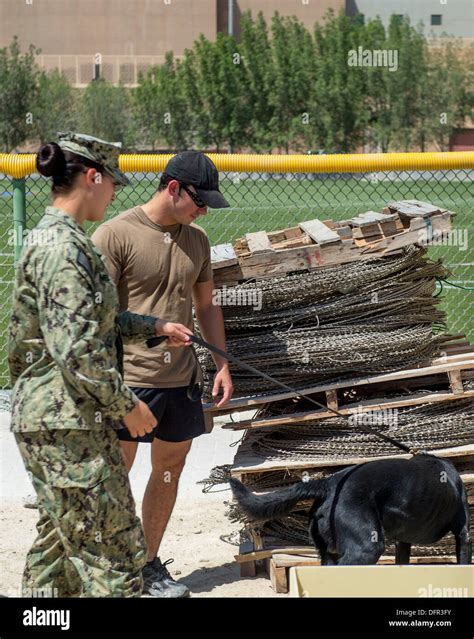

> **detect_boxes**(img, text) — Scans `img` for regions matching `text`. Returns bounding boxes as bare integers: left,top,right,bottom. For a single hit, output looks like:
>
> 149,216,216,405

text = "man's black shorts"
118,386,206,443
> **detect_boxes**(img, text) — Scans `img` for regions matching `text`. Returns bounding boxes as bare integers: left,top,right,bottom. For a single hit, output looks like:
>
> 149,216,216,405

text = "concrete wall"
0,0,217,56
348,0,474,39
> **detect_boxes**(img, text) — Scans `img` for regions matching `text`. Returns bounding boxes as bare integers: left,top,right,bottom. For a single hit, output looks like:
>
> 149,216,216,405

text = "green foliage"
75,78,136,148
0,12,472,153
134,52,191,150
0,37,40,151
34,70,76,143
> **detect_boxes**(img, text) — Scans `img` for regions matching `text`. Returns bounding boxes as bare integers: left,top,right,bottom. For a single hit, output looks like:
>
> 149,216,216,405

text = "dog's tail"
229,477,327,522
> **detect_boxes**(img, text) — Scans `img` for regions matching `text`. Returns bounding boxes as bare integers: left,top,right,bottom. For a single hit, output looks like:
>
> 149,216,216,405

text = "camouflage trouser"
14,428,147,598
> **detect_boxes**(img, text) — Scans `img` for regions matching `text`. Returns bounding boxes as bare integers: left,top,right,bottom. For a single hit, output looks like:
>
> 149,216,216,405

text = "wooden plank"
236,545,459,565
210,243,238,268
298,219,341,245
284,227,303,239
231,444,474,475
361,212,452,254
351,211,397,226
270,559,288,593
266,226,300,243
205,355,474,412
235,546,314,564
239,540,257,577
325,389,338,412
448,370,464,395
245,231,273,254
386,200,441,218
272,235,313,250
352,224,384,240
212,263,243,284
379,220,399,236
335,225,353,239
220,388,474,431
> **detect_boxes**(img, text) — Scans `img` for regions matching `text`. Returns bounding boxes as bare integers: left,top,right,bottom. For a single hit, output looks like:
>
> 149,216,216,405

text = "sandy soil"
0,498,285,598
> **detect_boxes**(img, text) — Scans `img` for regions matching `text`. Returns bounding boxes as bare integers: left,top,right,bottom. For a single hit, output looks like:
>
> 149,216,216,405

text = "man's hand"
155,319,193,347
123,400,157,437
212,365,234,408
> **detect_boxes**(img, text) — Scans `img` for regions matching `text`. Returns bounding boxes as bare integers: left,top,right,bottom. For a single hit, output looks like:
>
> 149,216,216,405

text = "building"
0,0,344,86
347,0,474,40
1,0,471,87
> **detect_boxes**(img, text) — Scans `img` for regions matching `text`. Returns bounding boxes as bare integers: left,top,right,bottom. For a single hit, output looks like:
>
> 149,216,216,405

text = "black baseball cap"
163,151,230,208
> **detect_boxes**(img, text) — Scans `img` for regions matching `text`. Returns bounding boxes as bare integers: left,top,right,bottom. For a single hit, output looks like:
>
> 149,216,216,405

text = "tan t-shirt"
92,206,213,388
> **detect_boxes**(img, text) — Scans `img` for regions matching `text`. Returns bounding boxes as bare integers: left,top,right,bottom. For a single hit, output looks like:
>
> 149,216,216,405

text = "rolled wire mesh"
197,246,450,398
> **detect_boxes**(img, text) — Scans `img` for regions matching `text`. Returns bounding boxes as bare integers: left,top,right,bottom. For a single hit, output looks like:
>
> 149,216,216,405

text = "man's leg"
142,438,192,561
120,440,139,473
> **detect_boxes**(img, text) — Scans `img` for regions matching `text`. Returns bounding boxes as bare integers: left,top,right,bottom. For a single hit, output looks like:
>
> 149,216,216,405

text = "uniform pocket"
39,430,112,489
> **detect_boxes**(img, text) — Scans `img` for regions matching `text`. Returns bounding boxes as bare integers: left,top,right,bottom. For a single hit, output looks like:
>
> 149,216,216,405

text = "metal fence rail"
0,152,473,389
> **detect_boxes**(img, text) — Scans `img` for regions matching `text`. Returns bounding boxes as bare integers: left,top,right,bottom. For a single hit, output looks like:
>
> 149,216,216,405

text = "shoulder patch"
76,249,95,281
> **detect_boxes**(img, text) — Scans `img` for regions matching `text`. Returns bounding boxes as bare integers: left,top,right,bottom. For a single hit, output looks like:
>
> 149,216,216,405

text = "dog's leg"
395,541,411,564
309,515,337,565
452,493,472,565
454,527,472,564
322,552,338,566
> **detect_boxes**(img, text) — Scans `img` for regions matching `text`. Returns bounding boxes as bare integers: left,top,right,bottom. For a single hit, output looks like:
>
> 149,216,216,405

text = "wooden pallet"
232,444,474,479
211,201,454,285
204,348,474,418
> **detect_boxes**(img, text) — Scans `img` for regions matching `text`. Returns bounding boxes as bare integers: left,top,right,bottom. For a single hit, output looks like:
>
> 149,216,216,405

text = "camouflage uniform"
9,133,157,597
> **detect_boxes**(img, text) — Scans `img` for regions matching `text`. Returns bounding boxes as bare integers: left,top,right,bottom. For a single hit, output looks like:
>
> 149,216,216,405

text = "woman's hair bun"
36,142,66,177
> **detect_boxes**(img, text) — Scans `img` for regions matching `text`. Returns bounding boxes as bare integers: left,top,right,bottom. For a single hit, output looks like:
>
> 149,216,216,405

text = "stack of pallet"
202,200,473,593
211,199,454,284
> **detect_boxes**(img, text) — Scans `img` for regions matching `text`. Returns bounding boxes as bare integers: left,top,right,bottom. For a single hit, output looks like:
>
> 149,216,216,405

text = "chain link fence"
1,165,473,390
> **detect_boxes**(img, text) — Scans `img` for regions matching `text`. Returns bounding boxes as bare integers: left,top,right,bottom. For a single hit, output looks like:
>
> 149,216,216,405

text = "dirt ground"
0,497,285,598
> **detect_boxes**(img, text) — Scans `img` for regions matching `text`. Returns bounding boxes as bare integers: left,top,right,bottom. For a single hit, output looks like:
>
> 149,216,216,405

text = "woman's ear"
85,168,102,187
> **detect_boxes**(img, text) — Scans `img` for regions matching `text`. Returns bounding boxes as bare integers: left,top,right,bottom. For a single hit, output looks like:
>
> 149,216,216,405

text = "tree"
417,39,472,151
76,78,135,148
363,16,393,152
239,11,275,151
312,11,367,152
0,37,40,151
385,15,427,151
35,70,76,143
180,33,250,151
266,13,316,153
134,51,191,150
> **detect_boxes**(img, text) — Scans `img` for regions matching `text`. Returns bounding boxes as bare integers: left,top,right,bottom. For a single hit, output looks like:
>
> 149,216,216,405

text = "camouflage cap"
57,131,130,187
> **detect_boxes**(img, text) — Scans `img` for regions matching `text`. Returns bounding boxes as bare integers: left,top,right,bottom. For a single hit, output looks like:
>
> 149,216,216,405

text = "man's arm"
192,279,233,407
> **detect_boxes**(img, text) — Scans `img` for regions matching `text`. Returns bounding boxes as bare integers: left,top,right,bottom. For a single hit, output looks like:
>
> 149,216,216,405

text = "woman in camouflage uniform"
8,132,192,598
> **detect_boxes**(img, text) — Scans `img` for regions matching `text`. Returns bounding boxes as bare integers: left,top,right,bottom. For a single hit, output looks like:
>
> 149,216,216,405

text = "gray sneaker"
142,558,190,598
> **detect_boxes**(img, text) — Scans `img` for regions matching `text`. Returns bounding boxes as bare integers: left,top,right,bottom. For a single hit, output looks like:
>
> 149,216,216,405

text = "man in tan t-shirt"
92,151,233,598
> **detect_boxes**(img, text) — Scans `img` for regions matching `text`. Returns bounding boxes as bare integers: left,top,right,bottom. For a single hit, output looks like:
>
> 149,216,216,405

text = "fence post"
12,177,26,264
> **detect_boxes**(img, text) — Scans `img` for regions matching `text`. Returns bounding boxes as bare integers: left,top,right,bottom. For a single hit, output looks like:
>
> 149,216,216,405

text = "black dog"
230,453,472,565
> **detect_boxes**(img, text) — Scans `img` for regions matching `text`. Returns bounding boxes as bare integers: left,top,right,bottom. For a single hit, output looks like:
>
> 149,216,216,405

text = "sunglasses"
180,183,206,208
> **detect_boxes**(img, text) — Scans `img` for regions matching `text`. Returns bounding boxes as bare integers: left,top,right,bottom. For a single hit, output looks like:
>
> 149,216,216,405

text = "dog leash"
146,334,414,455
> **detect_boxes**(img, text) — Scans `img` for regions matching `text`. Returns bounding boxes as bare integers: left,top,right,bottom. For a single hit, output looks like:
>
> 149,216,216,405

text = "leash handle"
146,336,168,348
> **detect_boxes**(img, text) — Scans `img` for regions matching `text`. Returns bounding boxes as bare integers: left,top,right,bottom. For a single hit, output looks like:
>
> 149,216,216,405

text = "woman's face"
85,170,116,222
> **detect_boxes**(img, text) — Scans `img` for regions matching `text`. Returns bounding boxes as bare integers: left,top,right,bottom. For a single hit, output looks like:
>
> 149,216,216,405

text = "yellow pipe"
1,151,473,178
